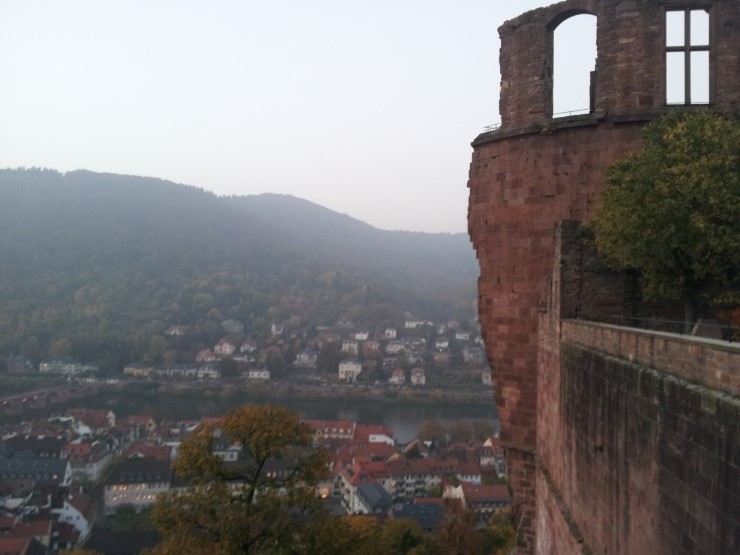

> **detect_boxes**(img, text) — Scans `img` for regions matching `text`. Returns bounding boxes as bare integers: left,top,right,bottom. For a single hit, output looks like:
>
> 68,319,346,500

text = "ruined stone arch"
545,8,598,117
472,1,740,551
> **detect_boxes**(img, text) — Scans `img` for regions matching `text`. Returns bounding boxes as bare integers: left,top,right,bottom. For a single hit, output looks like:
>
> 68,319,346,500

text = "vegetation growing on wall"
589,110,740,329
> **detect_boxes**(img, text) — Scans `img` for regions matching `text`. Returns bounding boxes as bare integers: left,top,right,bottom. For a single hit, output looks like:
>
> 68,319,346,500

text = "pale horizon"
0,1,596,233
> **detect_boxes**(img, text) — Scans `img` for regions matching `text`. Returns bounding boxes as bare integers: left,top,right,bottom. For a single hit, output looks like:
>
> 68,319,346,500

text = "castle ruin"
468,1,740,552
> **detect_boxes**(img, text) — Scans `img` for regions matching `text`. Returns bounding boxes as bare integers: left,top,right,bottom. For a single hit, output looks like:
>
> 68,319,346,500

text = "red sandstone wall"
562,322,740,396
469,122,643,451
498,0,740,128
536,224,740,554
468,1,740,551
552,334,739,554
469,122,642,550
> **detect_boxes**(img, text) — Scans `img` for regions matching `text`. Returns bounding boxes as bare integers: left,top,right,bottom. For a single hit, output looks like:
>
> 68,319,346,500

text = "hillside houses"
0,411,174,550
443,482,511,523
103,457,173,515
213,338,236,357
295,349,318,369
39,357,98,376
325,428,508,519
113,314,487,391
410,367,426,386
247,368,270,381
341,339,359,356
338,360,362,382
389,368,406,385
64,439,115,483
0,404,507,552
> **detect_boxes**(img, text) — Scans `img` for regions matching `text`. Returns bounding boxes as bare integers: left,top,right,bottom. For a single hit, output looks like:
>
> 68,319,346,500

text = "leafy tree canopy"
590,109,740,325
149,404,514,555
150,404,330,554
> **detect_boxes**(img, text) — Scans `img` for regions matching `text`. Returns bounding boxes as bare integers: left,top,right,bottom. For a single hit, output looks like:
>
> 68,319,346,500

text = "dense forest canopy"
0,168,477,373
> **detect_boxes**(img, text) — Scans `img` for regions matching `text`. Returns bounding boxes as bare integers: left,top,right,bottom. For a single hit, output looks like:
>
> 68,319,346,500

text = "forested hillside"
0,168,477,372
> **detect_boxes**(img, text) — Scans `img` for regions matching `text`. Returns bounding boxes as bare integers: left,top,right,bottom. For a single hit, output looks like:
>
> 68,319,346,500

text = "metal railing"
482,108,593,133
551,108,591,118
572,313,739,343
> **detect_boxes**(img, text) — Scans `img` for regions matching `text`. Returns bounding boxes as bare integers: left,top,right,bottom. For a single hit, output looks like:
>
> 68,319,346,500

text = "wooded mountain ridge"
0,168,477,372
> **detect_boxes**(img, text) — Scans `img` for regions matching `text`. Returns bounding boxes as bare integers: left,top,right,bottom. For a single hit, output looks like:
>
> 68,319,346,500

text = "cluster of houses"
0,408,157,553
121,316,490,387
5,316,492,389
310,420,509,527
0,408,508,553
6,355,99,377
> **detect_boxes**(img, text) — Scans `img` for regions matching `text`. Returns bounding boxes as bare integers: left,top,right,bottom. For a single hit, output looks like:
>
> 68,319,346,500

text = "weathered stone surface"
535,225,740,555
468,1,740,552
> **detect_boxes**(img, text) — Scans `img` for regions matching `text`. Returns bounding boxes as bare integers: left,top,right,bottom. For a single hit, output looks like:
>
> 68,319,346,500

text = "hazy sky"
0,1,595,233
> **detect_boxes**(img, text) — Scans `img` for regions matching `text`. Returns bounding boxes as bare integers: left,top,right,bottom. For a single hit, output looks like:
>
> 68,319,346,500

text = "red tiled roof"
353,424,394,443
0,537,32,555
65,442,91,457
334,443,398,464
54,521,80,543
387,457,461,477
0,515,17,531
458,461,482,476
125,414,155,425
66,493,95,520
341,459,390,486
10,519,52,537
304,420,355,436
460,482,511,502
200,417,223,427
123,443,172,462
65,408,111,429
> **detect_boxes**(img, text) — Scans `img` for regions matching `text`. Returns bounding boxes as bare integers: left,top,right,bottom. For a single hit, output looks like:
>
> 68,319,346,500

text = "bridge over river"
1,381,113,415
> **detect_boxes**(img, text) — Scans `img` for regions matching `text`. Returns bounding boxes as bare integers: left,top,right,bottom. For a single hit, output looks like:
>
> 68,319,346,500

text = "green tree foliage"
590,110,740,327
150,405,330,554
481,509,518,554
110,504,154,532
429,504,480,555
448,420,497,443
0,169,477,372
417,419,496,445
296,516,429,555
417,420,447,444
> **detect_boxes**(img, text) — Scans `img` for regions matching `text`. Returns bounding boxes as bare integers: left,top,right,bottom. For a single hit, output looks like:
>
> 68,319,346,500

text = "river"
8,386,499,444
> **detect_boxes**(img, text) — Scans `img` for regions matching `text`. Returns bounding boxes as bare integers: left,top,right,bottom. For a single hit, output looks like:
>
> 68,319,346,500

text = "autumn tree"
296,516,428,555
429,503,482,555
417,420,447,445
590,109,740,330
150,405,330,554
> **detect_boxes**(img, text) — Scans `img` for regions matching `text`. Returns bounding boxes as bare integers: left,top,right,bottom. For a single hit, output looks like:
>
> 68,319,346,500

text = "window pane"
666,11,685,47
691,51,710,103
666,52,685,104
690,10,710,46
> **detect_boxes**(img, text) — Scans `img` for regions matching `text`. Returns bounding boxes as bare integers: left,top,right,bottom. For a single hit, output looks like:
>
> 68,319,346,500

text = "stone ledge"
561,319,740,397
471,111,626,147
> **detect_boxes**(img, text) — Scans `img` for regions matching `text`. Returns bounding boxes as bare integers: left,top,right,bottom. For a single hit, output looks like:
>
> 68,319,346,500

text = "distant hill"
0,168,477,372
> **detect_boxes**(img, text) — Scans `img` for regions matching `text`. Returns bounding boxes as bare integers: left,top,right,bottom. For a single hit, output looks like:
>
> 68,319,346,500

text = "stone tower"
467,1,740,552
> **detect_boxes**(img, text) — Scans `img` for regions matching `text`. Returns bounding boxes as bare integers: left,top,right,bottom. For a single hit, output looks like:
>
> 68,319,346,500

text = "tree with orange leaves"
150,405,329,554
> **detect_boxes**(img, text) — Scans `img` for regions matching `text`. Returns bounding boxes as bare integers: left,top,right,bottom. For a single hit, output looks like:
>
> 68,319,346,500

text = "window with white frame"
665,8,711,104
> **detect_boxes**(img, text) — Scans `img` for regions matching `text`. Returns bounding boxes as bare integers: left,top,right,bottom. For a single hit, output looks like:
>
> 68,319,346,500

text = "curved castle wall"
467,1,740,551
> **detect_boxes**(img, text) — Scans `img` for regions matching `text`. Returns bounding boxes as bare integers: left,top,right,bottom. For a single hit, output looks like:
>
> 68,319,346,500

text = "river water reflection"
79,390,498,443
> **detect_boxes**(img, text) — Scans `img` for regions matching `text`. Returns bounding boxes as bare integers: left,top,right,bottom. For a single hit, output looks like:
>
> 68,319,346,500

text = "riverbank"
151,378,495,407
1,377,498,443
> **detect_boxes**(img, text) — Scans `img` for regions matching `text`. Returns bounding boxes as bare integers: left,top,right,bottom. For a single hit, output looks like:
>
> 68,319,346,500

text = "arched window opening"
665,8,710,105
553,14,597,117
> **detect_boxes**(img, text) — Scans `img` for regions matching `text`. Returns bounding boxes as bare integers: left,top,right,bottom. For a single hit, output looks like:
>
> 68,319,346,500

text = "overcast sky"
0,1,596,233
